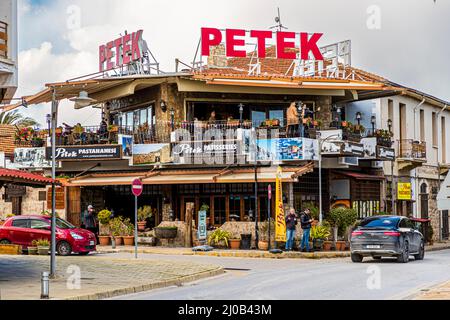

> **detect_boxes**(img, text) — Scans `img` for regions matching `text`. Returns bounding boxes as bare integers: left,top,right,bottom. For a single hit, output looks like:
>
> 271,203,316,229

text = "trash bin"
240,234,252,250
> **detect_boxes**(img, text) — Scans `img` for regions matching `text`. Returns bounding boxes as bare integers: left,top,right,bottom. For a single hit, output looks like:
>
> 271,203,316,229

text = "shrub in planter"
28,240,39,255
207,228,232,248
137,206,153,231
98,209,112,225
154,226,178,239
35,239,50,255
98,229,111,246
122,219,135,246
258,220,274,250
110,217,125,245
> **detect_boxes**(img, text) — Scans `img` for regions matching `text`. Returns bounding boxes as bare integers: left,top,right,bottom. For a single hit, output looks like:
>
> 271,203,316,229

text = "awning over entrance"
68,163,315,187
334,171,385,181
0,168,55,187
437,173,450,211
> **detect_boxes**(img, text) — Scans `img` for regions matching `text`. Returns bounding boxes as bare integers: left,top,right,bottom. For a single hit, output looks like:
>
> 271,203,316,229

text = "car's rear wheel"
397,241,409,263
414,241,425,261
0,239,11,244
351,253,363,263
57,241,72,256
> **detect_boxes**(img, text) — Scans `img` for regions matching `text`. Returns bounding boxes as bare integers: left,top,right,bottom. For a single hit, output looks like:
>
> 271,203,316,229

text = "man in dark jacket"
82,205,98,242
285,208,298,251
300,208,314,252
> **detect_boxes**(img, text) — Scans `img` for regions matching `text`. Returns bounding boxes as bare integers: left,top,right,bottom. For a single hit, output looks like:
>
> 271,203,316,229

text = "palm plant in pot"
137,206,153,232
35,239,50,255
258,220,274,250
310,225,331,251
207,228,232,249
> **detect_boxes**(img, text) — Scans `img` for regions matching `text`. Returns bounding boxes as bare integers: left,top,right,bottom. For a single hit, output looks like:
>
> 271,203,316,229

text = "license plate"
366,245,381,249
89,241,95,246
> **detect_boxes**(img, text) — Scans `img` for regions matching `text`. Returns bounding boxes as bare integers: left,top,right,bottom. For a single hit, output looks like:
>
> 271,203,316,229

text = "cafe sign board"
201,28,324,60
377,146,396,161
46,146,122,161
398,183,412,200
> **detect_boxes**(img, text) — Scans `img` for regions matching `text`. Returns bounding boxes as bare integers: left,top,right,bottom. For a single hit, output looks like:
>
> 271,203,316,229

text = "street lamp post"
318,133,341,225
371,116,376,136
388,119,394,214
49,90,58,278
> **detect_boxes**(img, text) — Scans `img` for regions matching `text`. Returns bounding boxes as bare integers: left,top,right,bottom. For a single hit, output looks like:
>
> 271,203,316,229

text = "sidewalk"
96,241,450,259
0,255,223,300
413,281,450,300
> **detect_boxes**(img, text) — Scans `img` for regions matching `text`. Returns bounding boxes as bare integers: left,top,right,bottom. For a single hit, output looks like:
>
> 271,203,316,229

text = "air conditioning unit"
339,157,359,166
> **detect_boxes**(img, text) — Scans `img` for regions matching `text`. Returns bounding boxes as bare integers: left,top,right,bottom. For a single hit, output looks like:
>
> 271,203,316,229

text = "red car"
0,215,97,256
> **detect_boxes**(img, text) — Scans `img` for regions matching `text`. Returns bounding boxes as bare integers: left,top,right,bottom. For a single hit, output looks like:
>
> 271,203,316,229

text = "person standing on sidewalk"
300,208,313,252
285,208,298,251
82,205,98,243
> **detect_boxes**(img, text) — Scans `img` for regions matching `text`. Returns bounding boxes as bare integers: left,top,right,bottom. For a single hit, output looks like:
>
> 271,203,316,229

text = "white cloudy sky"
13,0,450,126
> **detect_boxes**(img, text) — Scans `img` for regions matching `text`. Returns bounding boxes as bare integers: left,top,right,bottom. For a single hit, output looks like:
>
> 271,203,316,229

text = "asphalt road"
106,249,450,300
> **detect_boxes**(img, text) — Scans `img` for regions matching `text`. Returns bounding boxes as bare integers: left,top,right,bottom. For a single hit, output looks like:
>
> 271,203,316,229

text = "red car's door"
29,219,51,245
9,218,31,246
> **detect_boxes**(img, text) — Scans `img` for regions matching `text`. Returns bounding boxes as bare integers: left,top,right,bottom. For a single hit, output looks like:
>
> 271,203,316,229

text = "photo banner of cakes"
132,144,171,166
256,138,319,162
118,134,133,159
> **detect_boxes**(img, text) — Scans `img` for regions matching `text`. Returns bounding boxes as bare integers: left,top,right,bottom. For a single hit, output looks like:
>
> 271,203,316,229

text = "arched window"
420,183,429,219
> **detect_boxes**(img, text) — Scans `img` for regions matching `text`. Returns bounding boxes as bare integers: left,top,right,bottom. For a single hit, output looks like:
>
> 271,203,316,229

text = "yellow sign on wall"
275,166,286,242
398,183,412,200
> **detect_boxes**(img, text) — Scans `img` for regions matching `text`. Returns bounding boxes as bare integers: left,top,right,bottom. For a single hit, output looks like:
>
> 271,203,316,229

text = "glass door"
213,196,227,226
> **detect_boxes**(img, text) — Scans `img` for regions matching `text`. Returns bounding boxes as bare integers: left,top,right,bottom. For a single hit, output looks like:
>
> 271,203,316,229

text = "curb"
425,245,450,252
96,248,351,259
62,266,224,300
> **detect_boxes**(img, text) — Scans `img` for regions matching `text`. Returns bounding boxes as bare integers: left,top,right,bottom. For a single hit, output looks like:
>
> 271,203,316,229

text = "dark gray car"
350,216,425,263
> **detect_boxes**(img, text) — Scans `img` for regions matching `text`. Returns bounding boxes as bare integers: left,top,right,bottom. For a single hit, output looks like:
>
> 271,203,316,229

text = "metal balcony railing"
398,140,427,160
0,21,7,59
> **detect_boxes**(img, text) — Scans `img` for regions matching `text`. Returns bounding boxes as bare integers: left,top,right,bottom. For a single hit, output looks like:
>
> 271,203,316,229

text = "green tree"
0,110,39,127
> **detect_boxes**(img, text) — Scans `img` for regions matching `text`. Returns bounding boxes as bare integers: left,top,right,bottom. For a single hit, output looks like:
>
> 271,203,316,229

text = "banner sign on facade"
198,211,207,241
46,145,122,161
132,144,171,166
256,138,319,162
275,166,286,243
377,146,395,161
118,134,133,158
398,183,412,200
361,137,377,159
14,147,52,168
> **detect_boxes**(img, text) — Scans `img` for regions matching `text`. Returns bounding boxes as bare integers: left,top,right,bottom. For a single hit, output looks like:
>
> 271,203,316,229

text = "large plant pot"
38,246,49,255
154,227,178,239
258,241,269,251
313,239,324,251
138,221,147,232
28,247,38,255
229,239,241,250
336,241,346,251
123,236,134,246
240,234,252,250
323,241,333,251
98,236,110,246
114,237,123,246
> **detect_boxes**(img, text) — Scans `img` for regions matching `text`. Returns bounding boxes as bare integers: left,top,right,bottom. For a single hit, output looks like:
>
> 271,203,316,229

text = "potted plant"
28,240,39,255
98,230,111,246
258,220,274,250
35,239,50,255
154,226,178,239
207,228,232,248
229,236,241,250
137,206,153,232
327,207,357,251
31,136,44,147
310,225,331,251
110,217,124,246
122,219,135,246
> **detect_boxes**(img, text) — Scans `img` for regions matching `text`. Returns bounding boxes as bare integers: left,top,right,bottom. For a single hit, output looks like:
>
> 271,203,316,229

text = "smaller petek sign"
132,179,143,197
198,211,207,242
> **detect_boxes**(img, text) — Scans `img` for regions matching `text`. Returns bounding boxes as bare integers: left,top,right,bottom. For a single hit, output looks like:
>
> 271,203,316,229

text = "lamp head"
70,91,96,109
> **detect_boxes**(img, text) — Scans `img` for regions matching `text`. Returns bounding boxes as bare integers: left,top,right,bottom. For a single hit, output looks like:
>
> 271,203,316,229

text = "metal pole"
391,159,395,215
319,139,323,225
268,193,271,251
254,161,259,246
50,89,57,278
135,195,138,259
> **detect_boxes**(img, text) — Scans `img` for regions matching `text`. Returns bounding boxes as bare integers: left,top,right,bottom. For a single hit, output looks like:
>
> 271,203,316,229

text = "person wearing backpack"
285,208,298,251
300,208,314,252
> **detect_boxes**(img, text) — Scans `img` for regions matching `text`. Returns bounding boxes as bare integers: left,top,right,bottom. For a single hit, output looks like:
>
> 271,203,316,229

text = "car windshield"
55,218,76,230
360,217,400,230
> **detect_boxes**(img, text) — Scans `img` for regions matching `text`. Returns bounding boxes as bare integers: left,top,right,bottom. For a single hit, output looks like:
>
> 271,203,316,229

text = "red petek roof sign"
201,27,324,60
99,30,144,72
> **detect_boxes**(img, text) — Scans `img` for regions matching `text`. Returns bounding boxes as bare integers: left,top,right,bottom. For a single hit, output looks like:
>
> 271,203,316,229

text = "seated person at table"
99,119,108,134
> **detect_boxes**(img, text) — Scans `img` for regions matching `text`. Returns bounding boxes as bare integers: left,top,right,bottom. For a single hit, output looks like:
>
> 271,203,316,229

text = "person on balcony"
208,111,218,128
287,102,299,138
